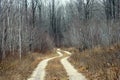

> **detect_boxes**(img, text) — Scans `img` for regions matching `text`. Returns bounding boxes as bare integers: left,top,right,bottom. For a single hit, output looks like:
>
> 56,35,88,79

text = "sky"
43,0,71,6
59,0,70,5
28,0,71,6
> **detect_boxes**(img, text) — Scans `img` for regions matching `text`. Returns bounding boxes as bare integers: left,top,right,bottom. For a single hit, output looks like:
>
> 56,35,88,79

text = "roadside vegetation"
0,50,55,80
69,44,120,80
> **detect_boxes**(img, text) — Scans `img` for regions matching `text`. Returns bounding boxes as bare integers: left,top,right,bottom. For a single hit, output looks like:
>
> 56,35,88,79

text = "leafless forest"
0,0,120,60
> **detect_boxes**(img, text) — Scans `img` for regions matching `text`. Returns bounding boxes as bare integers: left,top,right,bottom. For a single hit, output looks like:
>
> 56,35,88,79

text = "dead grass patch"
69,44,120,80
0,51,55,80
45,58,68,80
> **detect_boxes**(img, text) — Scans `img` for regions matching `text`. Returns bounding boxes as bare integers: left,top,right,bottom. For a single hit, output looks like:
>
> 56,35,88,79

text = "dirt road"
28,49,87,80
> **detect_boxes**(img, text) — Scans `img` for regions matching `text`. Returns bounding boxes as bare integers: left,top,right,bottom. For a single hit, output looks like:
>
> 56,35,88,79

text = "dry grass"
69,44,120,80
0,51,55,80
61,47,79,54
45,58,68,80
45,51,68,80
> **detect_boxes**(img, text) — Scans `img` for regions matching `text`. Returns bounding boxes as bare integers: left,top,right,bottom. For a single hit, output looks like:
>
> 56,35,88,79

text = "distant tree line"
0,0,120,60
63,0,120,50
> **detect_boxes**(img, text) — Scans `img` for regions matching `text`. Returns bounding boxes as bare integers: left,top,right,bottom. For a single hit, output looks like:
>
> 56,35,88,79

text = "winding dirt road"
60,51,87,80
28,49,87,80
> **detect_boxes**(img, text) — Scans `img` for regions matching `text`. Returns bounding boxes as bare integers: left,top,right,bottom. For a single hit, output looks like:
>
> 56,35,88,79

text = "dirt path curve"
28,49,87,80
27,50,63,80
59,50,87,80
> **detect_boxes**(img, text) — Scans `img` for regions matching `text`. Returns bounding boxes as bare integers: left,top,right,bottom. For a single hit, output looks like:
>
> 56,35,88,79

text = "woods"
0,0,120,60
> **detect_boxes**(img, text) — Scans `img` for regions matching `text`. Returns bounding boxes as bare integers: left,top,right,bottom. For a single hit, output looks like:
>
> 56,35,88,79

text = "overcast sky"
59,0,70,5
28,0,71,6
28,0,101,7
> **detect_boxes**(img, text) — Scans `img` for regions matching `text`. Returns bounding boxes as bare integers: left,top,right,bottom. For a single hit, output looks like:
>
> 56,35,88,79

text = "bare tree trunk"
29,0,37,52
18,19,22,60
18,1,22,60
2,20,6,59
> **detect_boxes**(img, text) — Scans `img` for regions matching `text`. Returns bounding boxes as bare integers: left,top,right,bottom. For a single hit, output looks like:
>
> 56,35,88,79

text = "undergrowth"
69,44,120,80
0,50,55,80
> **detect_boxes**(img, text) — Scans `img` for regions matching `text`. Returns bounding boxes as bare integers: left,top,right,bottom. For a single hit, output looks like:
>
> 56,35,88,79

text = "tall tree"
29,0,37,51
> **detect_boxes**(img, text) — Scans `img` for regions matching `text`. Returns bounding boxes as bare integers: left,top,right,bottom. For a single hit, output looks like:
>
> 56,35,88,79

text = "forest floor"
0,50,57,80
2,45,119,80
67,44,120,80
